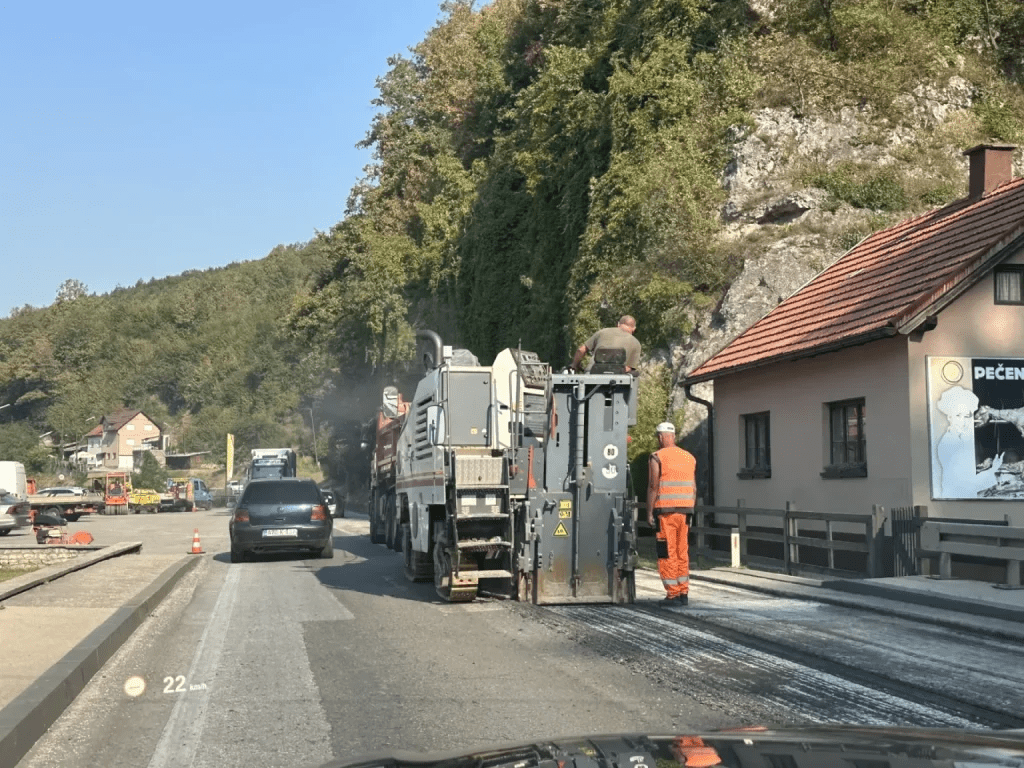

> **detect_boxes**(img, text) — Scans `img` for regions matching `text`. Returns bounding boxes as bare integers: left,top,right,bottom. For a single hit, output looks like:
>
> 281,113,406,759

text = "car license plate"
262,528,297,538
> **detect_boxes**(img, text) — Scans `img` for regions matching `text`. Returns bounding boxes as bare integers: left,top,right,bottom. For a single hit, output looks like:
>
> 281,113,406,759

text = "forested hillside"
0,244,329,472
289,0,1024,459
3,0,1023,481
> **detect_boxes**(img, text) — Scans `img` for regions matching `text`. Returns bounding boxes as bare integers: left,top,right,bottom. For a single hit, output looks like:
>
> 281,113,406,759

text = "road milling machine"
368,330,638,604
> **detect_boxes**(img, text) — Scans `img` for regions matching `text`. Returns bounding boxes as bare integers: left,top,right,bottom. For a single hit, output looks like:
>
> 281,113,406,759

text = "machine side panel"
447,370,492,446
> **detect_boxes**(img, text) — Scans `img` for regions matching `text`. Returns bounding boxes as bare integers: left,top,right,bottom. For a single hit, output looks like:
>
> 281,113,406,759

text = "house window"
739,412,770,478
126,438,135,446
995,267,1024,304
823,399,866,478
127,424,135,430
143,424,152,431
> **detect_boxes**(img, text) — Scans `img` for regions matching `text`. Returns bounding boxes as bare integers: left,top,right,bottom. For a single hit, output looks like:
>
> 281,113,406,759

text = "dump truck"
369,331,638,604
367,386,409,546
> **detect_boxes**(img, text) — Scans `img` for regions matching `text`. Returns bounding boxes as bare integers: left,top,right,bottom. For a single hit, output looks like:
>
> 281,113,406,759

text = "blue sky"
1,0,446,316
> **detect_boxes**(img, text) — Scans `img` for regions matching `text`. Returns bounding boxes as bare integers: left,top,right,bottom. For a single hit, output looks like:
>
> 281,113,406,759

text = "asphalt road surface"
17,514,1024,768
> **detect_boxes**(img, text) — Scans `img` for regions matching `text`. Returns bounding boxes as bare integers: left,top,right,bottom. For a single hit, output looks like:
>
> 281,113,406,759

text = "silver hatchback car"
228,478,333,563
0,491,31,535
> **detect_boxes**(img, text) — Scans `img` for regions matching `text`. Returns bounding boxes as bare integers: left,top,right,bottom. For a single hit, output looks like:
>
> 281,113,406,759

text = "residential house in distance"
80,424,104,468
95,409,164,470
685,145,1024,528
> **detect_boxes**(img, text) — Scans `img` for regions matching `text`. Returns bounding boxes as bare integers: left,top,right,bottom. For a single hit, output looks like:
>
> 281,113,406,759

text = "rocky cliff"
671,76,989,450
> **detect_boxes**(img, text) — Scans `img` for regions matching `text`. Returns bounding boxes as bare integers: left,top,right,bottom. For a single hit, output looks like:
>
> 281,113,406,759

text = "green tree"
0,422,52,475
131,451,168,491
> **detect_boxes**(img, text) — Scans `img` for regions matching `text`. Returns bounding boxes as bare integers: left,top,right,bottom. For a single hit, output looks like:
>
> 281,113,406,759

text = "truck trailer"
368,331,638,605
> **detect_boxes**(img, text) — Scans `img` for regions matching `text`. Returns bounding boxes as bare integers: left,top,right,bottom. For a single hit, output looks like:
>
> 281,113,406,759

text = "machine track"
433,540,478,602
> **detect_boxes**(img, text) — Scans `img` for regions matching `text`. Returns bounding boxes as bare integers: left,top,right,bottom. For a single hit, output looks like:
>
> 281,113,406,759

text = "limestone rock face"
669,81,979,472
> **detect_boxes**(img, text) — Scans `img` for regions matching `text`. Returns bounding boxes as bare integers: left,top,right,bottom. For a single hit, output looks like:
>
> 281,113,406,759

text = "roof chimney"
963,144,1016,199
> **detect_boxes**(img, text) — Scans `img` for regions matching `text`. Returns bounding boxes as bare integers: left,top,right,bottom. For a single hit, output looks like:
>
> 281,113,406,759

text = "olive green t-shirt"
585,326,641,370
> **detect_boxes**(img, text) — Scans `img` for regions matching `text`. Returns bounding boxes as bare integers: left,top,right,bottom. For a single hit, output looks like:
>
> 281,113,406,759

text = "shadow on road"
313,531,439,604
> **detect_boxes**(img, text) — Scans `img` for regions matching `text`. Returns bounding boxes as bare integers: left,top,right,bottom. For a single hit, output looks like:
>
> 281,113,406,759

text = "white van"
0,461,28,500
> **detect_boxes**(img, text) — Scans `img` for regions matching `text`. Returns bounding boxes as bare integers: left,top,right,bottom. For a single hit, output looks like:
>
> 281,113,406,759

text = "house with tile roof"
96,409,163,470
684,144,1024,526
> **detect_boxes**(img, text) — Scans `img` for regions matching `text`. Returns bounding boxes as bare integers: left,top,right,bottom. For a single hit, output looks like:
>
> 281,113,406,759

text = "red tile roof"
85,424,102,437
103,409,159,433
686,177,1024,383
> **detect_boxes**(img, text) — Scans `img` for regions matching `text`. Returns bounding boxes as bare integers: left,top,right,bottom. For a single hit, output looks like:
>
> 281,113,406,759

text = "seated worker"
571,315,641,375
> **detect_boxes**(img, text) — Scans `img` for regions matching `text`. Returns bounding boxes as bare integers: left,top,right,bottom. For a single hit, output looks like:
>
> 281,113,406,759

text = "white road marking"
147,565,241,768
192,562,349,768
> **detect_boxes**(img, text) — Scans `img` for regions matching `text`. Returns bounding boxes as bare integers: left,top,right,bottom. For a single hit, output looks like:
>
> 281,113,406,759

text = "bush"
808,164,909,211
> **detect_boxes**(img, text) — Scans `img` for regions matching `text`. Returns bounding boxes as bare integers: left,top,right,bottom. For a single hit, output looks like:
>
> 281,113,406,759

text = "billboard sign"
927,356,1024,500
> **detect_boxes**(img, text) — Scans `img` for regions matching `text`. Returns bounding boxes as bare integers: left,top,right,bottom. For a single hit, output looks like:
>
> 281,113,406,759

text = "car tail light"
233,507,249,523
310,505,328,521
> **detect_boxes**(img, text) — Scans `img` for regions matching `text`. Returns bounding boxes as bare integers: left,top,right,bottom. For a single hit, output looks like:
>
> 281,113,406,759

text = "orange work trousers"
656,510,690,598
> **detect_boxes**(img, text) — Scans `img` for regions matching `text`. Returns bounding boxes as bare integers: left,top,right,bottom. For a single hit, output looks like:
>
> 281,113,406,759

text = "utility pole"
309,407,319,467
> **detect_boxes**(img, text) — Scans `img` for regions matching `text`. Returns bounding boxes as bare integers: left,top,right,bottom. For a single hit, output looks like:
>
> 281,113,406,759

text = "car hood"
318,727,1024,768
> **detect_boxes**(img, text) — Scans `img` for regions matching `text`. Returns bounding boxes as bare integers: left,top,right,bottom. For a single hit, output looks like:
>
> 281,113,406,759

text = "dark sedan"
228,478,334,563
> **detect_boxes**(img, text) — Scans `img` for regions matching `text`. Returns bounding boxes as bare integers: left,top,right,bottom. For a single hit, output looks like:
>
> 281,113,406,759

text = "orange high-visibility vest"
653,446,696,509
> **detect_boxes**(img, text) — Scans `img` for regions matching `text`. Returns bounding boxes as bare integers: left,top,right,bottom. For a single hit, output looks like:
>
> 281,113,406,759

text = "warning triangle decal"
553,521,569,537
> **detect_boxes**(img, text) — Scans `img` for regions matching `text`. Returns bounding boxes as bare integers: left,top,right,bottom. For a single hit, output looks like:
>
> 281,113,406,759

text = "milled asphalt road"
5,510,1024,767
14,517,726,768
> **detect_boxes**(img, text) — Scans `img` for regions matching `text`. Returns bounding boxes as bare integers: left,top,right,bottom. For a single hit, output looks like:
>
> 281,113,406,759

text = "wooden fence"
688,504,891,578
920,520,1024,587
640,503,1024,585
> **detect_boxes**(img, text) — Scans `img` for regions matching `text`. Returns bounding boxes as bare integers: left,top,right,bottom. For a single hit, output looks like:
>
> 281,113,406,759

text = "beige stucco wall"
101,413,160,469
709,251,1024,525
907,249,1024,525
712,334,913,517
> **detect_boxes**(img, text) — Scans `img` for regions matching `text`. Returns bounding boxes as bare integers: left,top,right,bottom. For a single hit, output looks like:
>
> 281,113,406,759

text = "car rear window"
241,482,320,505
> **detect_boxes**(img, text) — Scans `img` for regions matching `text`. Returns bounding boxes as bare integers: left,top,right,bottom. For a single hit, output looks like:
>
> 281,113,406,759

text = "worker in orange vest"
646,421,696,606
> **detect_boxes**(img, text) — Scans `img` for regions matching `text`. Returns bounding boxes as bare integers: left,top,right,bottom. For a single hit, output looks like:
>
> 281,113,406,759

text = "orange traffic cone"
189,529,205,555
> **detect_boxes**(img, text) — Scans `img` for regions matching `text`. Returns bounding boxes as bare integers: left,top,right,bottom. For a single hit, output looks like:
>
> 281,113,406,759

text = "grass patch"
0,566,41,583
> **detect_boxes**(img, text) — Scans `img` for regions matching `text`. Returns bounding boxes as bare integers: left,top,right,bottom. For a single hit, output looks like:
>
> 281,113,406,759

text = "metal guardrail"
920,521,1024,587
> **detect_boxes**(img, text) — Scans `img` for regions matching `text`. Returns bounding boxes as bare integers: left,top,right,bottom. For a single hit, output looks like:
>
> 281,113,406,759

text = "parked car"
0,491,31,534
228,478,333,563
36,486,86,496
227,480,244,494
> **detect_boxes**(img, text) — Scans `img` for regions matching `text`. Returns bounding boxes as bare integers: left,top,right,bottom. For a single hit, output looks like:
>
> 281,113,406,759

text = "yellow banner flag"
226,433,235,483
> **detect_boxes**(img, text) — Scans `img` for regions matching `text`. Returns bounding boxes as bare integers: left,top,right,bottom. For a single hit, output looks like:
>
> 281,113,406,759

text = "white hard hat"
656,422,675,433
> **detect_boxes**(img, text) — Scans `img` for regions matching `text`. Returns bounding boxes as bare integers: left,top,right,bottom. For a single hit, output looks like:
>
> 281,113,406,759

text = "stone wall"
0,548,89,568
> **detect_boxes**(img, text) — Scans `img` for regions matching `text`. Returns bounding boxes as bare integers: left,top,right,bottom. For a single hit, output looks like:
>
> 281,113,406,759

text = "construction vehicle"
248,448,298,482
367,386,408,547
129,487,161,513
368,330,638,604
159,477,214,511
27,488,105,522
101,471,130,515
